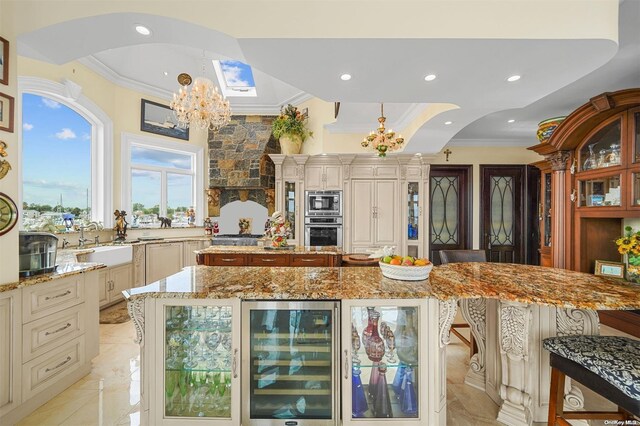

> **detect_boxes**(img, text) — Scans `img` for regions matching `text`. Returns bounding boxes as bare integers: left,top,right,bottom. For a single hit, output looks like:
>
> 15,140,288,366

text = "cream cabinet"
0,289,21,418
305,164,343,190
146,242,184,284
350,164,399,179
183,240,208,267
351,179,399,251
99,263,133,308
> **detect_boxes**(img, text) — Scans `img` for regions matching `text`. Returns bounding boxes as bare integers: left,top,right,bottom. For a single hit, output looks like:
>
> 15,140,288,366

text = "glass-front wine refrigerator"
242,301,339,426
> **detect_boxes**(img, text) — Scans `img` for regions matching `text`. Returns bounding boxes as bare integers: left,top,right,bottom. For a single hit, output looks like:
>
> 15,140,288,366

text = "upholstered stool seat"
543,335,640,424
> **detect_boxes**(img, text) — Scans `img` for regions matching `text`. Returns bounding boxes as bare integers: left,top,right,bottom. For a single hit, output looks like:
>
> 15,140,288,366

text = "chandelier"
360,103,404,157
170,72,231,131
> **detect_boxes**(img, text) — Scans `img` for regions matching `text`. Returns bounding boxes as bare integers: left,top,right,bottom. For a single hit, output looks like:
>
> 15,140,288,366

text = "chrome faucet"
94,235,100,246
78,226,90,248
61,238,70,249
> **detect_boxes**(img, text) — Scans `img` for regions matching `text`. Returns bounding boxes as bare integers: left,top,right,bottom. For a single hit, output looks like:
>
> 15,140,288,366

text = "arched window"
18,77,113,227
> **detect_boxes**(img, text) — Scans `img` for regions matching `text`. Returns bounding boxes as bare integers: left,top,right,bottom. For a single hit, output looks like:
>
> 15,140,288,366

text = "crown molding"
324,103,426,134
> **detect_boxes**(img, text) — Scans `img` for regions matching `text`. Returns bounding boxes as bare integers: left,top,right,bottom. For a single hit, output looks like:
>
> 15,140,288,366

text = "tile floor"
17,321,627,426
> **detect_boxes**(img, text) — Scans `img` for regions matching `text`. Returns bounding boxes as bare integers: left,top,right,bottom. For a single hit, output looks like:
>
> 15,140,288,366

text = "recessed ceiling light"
507,75,521,82
321,153,327,156
424,74,437,81
163,71,168,76
507,119,515,123
414,153,422,156
135,25,151,36
340,74,352,81
444,121,453,125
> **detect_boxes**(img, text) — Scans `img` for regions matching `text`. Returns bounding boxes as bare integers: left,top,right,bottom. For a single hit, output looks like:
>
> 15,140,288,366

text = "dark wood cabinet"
529,88,640,337
197,252,341,267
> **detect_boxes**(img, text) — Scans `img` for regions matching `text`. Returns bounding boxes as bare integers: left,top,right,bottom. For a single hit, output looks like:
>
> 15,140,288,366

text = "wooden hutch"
529,88,640,337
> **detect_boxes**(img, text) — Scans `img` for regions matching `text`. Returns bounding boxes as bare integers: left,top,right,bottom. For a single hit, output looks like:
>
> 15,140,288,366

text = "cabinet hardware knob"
45,356,72,373
45,322,72,336
232,348,239,378
45,290,72,301
344,350,349,379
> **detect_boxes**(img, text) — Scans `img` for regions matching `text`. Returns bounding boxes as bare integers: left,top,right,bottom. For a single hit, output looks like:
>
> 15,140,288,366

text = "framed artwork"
594,260,624,278
140,99,189,141
0,92,14,133
0,36,7,85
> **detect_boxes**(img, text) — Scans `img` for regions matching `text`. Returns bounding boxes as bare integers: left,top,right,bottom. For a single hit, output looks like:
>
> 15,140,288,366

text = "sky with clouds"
220,60,255,88
23,94,195,214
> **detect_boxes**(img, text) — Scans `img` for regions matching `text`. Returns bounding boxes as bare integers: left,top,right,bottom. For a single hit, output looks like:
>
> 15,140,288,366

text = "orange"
389,258,402,265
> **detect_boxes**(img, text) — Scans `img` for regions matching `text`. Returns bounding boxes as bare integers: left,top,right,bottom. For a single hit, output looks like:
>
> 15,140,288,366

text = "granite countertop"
1,260,105,293
195,245,344,255
123,263,640,310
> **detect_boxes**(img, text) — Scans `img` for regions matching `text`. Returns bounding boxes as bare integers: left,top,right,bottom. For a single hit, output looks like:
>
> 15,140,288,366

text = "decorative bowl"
379,261,433,281
536,116,566,144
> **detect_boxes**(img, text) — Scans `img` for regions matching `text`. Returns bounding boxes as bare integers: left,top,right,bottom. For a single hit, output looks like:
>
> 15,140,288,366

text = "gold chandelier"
361,103,404,157
170,72,232,131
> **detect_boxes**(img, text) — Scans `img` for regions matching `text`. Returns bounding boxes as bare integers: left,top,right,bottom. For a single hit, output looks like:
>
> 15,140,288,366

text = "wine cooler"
242,301,339,426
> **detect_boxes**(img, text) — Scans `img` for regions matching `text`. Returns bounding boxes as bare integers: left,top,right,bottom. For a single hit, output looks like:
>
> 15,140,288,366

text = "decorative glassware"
396,308,418,366
368,361,380,398
609,143,621,165
372,363,392,418
363,308,385,362
351,324,361,366
583,143,597,170
352,366,368,417
392,363,407,398
381,322,397,364
401,366,418,415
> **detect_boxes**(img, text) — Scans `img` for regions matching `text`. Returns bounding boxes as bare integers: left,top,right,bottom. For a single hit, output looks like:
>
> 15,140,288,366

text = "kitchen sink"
85,245,133,267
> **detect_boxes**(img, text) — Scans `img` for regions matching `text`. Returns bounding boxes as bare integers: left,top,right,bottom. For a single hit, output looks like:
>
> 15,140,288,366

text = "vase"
271,236,288,247
279,134,303,155
625,254,640,284
363,308,385,362
396,308,418,366
400,366,418,415
536,116,566,144
372,363,392,418
351,367,369,417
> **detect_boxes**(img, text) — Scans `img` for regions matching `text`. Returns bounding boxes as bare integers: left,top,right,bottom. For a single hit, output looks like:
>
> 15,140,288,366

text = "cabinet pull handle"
299,258,316,262
344,350,349,379
232,348,239,378
45,290,71,301
45,322,72,336
260,258,276,262
221,258,237,262
45,356,72,373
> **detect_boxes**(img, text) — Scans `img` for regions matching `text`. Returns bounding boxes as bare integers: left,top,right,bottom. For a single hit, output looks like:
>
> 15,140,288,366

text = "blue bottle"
401,366,418,415
352,367,368,417
392,363,406,397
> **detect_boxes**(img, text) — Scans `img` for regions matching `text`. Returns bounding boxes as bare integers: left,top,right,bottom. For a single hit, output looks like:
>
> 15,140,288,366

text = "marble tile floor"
17,321,629,426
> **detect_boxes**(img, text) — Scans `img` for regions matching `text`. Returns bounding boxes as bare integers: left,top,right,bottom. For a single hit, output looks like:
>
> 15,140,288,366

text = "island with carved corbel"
123,263,640,426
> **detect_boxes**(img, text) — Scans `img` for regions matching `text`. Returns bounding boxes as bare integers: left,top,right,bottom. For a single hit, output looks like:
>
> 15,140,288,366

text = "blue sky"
22,93,92,209
219,60,255,88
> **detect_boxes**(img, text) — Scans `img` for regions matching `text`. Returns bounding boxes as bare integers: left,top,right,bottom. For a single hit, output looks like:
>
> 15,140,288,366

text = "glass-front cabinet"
341,300,431,425
242,301,339,426
285,181,296,239
407,182,420,258
154,299,241,425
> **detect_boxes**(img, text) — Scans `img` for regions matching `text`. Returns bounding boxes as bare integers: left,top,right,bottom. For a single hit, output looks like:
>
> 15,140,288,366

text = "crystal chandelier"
170,72,231,131
360,103,404,157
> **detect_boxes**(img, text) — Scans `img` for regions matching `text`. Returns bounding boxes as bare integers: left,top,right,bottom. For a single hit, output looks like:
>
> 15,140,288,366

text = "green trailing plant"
271,104,313,141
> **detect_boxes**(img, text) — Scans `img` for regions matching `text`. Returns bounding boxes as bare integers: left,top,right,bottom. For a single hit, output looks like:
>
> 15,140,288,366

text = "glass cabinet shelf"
580,119,622,172
164,305,235,419
633,172,640,206
349,305,419,420
578,175,622,207
407,182,419,241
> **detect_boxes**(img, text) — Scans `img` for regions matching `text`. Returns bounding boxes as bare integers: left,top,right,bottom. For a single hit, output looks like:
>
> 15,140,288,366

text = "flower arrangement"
271,104,313,142
264,211,292,247
615,226,640,283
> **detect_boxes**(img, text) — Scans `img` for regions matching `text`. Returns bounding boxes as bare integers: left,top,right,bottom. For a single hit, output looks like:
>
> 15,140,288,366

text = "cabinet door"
110,264,133,303
324,165,343,190
351,180,375,247
375,180,398,246
183,241,203,267
154,298,241,425
98,269,110,308
146,243,184,284
305,165,325,190
0,289,21,417
341,299,437,425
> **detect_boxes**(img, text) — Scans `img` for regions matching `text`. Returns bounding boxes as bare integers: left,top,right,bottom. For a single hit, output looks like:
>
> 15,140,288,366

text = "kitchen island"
196,245,344,267
124,264,640,426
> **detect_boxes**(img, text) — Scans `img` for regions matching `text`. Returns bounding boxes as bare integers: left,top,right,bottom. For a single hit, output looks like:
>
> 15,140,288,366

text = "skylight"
212,59,257,97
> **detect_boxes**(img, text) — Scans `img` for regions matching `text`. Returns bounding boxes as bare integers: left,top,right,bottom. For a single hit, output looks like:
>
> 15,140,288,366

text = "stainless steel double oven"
304,191,342,247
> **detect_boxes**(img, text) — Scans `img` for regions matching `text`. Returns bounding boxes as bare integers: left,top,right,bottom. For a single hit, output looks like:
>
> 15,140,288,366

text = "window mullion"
160,171,168,218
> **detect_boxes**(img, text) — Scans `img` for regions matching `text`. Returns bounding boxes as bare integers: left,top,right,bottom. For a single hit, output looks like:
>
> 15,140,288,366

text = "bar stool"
439,250,487,355
543,335,640,425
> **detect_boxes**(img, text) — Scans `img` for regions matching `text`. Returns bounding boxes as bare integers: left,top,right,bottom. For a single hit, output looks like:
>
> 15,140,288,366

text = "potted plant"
271,104,313,155
615,226,640,284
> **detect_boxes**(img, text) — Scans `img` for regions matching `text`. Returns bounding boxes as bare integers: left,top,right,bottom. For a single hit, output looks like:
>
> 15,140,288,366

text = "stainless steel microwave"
305,190,342,217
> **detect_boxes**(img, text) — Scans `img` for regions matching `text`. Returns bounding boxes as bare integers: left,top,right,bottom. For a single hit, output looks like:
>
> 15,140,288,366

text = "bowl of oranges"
379,255,433,281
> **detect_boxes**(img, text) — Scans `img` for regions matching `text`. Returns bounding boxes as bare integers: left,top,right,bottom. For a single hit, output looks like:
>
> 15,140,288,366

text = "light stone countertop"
123,263,640,310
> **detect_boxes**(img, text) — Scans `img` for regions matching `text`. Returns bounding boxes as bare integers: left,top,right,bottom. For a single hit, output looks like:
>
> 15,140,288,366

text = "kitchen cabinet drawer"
247,254,289,266
22,335,85,400
211,254,247,266
22,276,84,323
23,304,85,362
290,255,329,267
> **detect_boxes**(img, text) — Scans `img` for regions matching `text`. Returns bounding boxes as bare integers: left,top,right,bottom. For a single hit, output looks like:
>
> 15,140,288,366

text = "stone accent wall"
208,115,278,189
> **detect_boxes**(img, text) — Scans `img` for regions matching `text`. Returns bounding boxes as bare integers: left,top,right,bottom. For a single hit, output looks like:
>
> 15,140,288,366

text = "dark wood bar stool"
543,335,640,425
438,249,486,355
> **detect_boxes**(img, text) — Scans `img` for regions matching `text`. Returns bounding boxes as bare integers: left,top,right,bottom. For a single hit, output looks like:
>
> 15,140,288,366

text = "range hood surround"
207,115,278,216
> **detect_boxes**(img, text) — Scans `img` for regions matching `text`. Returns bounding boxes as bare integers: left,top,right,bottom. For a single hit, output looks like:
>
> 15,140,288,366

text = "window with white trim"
122,134,204,228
